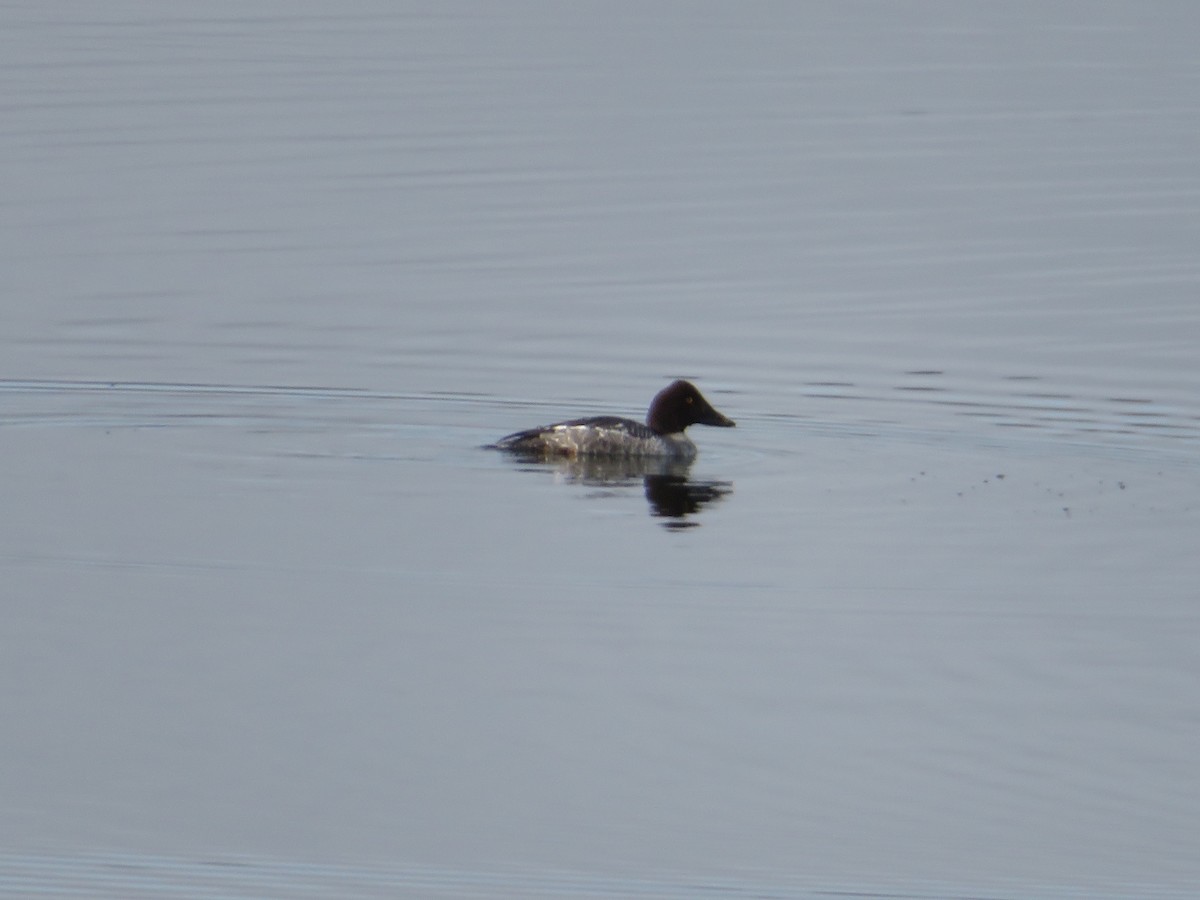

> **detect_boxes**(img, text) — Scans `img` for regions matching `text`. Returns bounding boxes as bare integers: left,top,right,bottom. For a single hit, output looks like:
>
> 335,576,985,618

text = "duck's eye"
685,396,693,404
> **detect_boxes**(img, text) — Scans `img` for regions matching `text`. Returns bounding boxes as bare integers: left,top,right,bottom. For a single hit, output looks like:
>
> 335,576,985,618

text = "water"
3,3,1199,897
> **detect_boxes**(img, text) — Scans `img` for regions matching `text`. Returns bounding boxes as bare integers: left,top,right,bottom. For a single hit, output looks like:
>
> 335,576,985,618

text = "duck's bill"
701,410,735,428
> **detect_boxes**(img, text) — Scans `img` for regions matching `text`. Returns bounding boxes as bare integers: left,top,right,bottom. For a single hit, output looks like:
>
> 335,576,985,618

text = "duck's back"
492,416,695,459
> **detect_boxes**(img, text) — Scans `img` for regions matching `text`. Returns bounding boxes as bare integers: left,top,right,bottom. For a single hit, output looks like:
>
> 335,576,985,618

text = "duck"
491,380,734,459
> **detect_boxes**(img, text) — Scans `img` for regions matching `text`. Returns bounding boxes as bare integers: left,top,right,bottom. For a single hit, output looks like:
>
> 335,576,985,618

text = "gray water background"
3,3,1199,897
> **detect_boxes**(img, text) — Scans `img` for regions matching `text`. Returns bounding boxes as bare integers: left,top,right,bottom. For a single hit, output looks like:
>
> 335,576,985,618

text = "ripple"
0,851,1189,900
1,374,1198,468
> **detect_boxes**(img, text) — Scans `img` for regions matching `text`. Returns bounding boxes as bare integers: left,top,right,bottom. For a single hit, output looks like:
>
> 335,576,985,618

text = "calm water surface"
3,3,1200,898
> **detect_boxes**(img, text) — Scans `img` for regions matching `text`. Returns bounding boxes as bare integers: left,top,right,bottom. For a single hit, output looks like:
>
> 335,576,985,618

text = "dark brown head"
646,380,736,435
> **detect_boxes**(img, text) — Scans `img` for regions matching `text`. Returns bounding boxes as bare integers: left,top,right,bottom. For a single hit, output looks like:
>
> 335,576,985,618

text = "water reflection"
643,472,733,529
501,454,733,528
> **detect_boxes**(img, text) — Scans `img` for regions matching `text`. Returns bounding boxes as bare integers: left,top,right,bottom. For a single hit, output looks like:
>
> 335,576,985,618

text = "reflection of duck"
490,380,734,460
498,452,733,527
643,473,732,527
